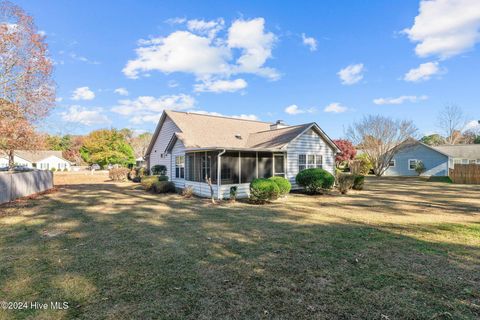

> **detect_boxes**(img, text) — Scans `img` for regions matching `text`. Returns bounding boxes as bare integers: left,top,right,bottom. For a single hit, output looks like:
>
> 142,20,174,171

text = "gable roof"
392,139,451,158
146,110,340,155
433,144,480,159
0,150,68,163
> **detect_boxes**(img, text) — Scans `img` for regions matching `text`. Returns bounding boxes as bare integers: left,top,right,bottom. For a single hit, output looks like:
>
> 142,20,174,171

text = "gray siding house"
384,140,480,177
145,110,339,199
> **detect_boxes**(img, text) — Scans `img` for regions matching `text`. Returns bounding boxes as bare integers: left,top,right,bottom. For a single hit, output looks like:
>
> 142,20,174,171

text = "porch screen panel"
186,154,195,181
240,152,256,183
221,152,239,184
258,152,273,178
187,152,217,182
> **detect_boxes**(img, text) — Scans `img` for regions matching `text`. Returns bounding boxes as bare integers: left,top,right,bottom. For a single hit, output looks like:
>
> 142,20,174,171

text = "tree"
0,1,55,170
436,105,464,144
333,139,356,167
0,100,45,168
130,132,152,158
420,134,445,146
347,115,417,176
80,129,135,168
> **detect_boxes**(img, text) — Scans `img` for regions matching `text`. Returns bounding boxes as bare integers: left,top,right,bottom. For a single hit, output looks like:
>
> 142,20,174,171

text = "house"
384,140,480,177
0,150,72,171
145,110,339,199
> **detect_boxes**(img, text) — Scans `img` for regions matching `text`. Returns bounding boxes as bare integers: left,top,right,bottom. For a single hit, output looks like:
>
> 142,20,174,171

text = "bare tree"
436,104,464,144
347,115,417,176
0,1,55,170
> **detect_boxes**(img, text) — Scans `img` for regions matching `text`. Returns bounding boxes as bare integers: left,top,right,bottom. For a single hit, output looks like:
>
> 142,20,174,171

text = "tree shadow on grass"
0,182,479,319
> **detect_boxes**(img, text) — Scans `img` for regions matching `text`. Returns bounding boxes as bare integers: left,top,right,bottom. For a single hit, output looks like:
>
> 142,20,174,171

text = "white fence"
0,170,53,204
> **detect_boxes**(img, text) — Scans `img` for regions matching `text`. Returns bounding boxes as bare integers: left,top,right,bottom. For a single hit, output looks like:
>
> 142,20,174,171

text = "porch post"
256,152,258,178
238,151,241,183
272,152,275,177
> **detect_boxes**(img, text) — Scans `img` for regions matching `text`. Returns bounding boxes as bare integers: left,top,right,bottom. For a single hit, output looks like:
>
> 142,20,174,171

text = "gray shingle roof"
433,145,480,159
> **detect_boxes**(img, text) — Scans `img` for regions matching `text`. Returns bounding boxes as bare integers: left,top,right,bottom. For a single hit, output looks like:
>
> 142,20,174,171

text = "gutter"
217,149,226,200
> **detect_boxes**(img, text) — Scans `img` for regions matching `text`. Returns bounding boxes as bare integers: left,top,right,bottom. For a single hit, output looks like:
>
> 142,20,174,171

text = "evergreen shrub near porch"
269,176,291,196
249,178,280,203
296,168,335,194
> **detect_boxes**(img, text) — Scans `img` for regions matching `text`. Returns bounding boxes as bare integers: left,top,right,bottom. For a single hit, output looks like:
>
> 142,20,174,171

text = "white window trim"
175,155,185,179
408,159,418,171
299,154,324,171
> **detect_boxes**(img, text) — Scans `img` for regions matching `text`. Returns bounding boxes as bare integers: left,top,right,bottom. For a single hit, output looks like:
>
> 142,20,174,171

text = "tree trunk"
8,150,14,172
205,176,216,204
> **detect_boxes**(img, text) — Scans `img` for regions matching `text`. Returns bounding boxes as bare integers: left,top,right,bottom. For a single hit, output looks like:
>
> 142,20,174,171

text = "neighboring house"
384,140,480,177
0,150,72,171
145,110,339,199
135,157,146,168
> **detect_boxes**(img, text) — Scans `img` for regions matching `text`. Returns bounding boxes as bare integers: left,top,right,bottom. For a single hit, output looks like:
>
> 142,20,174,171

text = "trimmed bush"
109,167,130,181
153,181,175,193
151,165,167,175
336,173,355,194
352,175,365,190
269,176,291,196
158,175,169,181
50,167,56,172
295,168,335,194
141,176,158,191
415,161,426,176
249,178,280,203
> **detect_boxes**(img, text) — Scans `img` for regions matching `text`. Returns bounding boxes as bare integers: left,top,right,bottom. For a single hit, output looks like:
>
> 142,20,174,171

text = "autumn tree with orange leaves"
0,0,55,170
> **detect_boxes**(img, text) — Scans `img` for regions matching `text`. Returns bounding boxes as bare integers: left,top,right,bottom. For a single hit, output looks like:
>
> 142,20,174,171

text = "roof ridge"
251,123,312,134
166,110,273,124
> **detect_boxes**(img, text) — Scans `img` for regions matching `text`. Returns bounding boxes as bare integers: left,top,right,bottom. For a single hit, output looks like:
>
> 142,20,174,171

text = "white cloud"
168,80,179,88
55,97,63,102
111,94,195,123
71,87,95,100
373,95,429,105
403,61,443,82
114,87,129,96
123,17,279,84
337,63,365,85
194,78,247,93
68,52,100,65
187,18,224,38
324,102,348,113
188,110,258,120
61,106,110,126
301,33,317,51
403,0,480,59
463,120,480,132
284,104,316,115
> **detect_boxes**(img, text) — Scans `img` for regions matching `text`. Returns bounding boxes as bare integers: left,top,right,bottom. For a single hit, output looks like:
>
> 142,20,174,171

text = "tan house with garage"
145,110,339,199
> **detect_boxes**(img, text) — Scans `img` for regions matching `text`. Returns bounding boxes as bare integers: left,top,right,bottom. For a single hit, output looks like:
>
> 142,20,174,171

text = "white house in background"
145,110,340,199
0,150,72,171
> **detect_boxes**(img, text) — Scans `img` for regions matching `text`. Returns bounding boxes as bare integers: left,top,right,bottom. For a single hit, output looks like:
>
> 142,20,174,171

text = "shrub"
137,167,147,178
63,168,68,172
415,161,426,176
352,175,365,190
132,176,141,183
109,167,130,181
127,169,137,181
269,176,291,196
229,186,238,201
50,167,56,172
153,181,175,193
151,165,167,175
295,168,335,194
158,175,169,181
428,176,452,183
141,176,158,191
249,178,280,203
182,186,194,198
351,154,373,175
336,173,355,194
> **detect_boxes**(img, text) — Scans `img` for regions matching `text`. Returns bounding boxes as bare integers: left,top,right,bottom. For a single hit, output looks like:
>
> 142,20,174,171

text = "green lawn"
0,175,479,319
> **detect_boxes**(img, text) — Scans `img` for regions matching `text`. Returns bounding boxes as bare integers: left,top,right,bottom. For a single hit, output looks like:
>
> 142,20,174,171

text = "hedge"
249,178,280,203
295,168,335,194
269,176,291,196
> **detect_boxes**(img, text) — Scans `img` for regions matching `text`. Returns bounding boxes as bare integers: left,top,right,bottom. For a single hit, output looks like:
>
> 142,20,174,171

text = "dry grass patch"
0,175,479,319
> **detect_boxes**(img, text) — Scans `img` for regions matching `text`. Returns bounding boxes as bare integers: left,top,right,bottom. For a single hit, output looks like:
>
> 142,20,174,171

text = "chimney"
270,120,288,130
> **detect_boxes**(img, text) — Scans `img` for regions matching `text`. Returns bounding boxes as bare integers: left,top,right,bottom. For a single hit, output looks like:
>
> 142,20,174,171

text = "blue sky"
16,0,480,138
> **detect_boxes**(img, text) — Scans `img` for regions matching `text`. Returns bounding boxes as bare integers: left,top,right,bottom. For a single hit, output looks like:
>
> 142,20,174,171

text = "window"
469,159,476,164
461,159,469,164
389,159,396,167
175,156,185,179
299,154,323,171
477,160,480,164
298,154,306,171
408,159,418,170
454,158,462,164
316,155,323,168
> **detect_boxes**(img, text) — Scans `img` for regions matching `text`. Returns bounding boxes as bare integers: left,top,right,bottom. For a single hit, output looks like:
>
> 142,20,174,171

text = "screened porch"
177,151,286,185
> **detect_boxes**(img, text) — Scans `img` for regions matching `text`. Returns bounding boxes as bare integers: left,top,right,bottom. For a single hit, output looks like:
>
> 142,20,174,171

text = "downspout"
217,149,226,200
